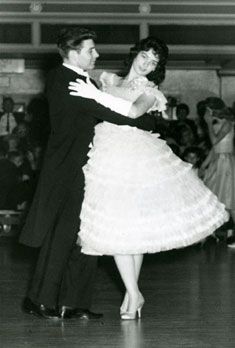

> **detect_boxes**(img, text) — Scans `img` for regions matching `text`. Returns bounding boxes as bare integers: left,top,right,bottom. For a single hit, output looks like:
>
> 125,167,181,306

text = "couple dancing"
20,27,228,320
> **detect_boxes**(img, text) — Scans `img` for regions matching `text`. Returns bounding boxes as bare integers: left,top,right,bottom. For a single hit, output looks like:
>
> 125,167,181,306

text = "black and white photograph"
0,1,235,347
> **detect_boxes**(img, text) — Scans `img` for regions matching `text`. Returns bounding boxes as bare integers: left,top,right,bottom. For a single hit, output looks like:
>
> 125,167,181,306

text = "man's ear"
67,50,77,61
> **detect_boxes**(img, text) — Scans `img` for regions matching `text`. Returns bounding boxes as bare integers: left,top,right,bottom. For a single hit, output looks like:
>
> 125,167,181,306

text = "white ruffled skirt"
78,122,229,255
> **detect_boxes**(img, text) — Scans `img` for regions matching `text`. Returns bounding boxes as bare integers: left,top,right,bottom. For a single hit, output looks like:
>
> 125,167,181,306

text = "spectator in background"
164,95,177,120
0,97,17,137
182,146,203,176
7,151,33,211
200,97,235,244
12,120,42,185
173,123,197,156
3,132,35,192
196,100,212,157
12,120,34,154
175,103,198,140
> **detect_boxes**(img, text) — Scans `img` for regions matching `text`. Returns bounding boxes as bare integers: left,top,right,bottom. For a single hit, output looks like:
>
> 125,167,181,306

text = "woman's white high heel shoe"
120,294,145,320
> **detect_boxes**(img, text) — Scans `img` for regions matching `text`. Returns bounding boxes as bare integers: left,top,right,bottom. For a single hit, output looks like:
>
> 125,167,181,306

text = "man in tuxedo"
19,27,157,319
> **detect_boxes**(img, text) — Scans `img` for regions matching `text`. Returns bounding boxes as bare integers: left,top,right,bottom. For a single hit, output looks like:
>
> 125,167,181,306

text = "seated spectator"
175,103,198,140
173,123,197,156
7,151,33,210
0,97,17,137
182,146,204,175
12,120,34,154
10,123,39,180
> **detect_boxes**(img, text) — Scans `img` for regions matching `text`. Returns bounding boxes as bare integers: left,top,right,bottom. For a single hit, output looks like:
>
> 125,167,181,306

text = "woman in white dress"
200,98,235,241
69,37,229,319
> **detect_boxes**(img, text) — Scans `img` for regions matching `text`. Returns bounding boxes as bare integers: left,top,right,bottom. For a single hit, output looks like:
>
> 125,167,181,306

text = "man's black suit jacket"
19,65,157,247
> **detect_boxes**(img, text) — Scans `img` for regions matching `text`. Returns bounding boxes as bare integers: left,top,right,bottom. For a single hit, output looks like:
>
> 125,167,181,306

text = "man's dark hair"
57,27,97,58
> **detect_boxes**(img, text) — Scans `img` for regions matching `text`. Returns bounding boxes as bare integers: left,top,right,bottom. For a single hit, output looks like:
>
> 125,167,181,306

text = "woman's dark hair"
57,27,97,58
204,97,225,111
122,36,169,85
204,97,234,121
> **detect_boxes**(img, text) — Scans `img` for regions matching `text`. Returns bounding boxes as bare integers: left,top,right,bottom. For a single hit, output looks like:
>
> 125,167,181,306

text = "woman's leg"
133,254,144,279
121,254,144,311
114,255,140,313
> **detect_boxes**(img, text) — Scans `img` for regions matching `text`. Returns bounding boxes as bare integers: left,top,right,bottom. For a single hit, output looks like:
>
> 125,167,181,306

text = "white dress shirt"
0,112,17,136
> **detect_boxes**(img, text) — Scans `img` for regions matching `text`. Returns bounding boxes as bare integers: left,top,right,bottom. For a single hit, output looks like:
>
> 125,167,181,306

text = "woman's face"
132,49,159,77
17,124,28,137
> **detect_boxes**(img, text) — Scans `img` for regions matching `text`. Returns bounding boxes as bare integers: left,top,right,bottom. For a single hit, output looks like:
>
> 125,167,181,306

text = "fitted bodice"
99,71,167,114
214,127,234,153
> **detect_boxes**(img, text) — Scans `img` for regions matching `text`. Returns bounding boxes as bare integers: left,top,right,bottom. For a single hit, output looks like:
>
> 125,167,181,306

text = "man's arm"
68,78,158,131
79,97,157,132
49,71,157,133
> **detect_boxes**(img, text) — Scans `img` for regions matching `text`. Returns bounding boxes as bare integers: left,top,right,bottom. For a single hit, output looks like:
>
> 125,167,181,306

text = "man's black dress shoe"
22,297,59,319
60,306,103,319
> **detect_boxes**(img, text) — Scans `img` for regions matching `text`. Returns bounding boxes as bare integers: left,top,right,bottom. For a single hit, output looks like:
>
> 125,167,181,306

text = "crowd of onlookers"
0,96,50,212
155,96,235,175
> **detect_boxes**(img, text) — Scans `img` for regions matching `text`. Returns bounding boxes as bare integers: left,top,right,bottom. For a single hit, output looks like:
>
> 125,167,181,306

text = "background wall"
221,76,235,107
1,1,235,117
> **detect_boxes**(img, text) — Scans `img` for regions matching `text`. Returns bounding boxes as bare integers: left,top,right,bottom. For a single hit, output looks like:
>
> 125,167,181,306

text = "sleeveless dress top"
77,72,229,255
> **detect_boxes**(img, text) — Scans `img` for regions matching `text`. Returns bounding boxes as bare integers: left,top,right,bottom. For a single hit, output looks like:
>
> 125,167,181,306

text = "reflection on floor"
0,236,235,348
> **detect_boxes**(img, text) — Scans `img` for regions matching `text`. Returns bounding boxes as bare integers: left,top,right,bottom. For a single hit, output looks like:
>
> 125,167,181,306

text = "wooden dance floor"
0,236,235,348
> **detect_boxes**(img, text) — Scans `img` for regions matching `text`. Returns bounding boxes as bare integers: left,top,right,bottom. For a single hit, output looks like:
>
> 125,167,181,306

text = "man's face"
75,39,99,70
